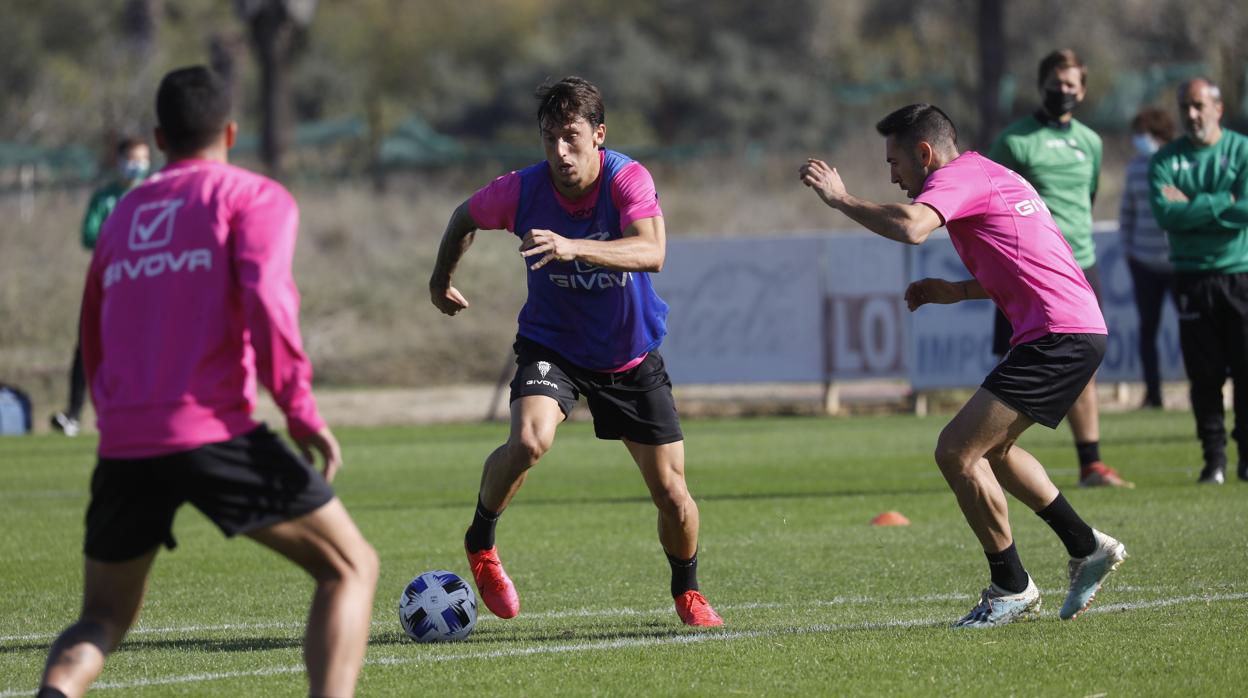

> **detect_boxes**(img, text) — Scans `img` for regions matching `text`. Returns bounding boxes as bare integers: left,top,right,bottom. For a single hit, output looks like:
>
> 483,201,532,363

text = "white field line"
1,592,1245,698
0,583,1202,644
1089,592,1248,614
0,621,304,644
0,593,1054,642
0,618,947,698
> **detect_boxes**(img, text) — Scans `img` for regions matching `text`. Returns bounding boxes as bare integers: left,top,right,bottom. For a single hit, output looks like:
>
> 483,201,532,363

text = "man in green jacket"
987,49,1130,488
50,136,150,437
1149,78,1248,484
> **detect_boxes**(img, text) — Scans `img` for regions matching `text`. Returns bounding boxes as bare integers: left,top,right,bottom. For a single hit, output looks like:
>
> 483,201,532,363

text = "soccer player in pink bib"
799,104,1127,627
36,67,378,698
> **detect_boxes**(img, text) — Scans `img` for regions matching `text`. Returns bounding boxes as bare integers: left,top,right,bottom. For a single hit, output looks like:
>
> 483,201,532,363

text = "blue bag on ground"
0,384,33,435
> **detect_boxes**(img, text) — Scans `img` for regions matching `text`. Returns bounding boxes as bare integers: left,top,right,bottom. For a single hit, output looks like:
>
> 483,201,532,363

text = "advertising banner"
653,227,1184,389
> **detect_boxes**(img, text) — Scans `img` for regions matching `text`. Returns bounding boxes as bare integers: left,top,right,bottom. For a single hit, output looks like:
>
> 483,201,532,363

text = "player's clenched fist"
520,228,579,270
430,284,470,316
904,278,962,311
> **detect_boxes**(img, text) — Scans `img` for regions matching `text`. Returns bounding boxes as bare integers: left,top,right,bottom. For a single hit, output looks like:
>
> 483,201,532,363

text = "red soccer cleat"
674,590,724,627
465,545,520,619
1078,461,1134,489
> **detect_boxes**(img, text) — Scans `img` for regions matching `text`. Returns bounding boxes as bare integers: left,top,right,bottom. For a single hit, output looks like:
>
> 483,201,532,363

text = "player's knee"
510,430,552,466
651,482,692,517
340,539,380,593
68,616,127,655
352,539,381,588
983,440,1014,465
933,435,974,477
315,538,380,590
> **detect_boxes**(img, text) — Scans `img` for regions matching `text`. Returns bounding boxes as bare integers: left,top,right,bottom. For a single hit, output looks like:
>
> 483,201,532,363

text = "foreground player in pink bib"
37,67,378,698
799,104,1127,627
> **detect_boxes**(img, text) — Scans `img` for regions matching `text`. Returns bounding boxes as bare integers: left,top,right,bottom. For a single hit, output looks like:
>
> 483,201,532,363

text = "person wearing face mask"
1148,78,1248,485
1119,107,1177,409
50,137,151,437
986,50,1132,489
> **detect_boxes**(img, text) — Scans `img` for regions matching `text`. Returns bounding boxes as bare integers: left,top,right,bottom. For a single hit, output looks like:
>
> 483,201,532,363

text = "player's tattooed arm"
521,215,666,272
429,200,478,316
904,278,987,310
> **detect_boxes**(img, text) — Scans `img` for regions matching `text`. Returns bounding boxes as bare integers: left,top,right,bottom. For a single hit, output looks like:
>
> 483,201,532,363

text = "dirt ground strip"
18,380,1198,436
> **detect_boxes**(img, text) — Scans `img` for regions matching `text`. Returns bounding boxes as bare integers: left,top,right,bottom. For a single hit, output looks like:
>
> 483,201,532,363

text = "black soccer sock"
985,543,1029,594
37,687,69,698
1036,492,1096,558
1075,441,1101,470
666,551,700,598
464,497,501,553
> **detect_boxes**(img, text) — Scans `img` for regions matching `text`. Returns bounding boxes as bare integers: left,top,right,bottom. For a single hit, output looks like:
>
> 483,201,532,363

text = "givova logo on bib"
105,198,212,288
128,199,183,250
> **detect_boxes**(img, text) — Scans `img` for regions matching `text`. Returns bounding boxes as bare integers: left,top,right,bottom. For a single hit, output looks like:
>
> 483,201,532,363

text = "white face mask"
1132,133,1158,156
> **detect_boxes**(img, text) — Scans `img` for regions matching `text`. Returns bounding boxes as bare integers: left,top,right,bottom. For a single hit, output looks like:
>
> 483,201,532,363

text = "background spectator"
1119,107,1178,408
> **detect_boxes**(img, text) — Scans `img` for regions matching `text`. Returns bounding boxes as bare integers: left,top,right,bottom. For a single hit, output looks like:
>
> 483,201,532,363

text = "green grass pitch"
1,410,1246,696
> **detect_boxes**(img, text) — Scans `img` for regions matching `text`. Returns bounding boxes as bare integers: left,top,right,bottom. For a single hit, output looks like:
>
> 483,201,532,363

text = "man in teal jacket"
1150,78,1248,484
50,137,150,437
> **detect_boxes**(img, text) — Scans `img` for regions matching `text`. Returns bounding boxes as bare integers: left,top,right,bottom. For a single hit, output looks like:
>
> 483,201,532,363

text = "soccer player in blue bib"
429,76,722,627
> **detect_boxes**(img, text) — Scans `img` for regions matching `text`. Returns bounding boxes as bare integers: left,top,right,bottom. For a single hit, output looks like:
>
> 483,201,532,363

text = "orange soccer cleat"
674,590,724,627
1078,461,1134,488
465,544,520,619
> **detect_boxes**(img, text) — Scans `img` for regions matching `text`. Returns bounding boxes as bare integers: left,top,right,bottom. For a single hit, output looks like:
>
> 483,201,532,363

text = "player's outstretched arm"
904,278,987,311
429,201,479,316
799,158,941,245
520,215,666,272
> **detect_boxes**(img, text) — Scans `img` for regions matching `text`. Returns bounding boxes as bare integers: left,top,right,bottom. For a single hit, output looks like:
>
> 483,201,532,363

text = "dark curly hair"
535,76,605,131
875,104,959,150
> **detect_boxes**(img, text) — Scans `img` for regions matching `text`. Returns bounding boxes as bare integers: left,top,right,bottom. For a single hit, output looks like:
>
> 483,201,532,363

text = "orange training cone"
870,511,910,526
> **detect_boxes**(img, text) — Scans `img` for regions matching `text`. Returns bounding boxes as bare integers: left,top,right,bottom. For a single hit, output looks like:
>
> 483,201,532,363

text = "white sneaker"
1197,465,1225,485
1060,529,1127,620
953,576,1041,628
50,412,80,437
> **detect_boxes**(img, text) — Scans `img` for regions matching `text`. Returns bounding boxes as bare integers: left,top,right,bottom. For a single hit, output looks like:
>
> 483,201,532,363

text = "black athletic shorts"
84,424,335,562
982,333,1107,429
510,336,684,445
993,263,1103,356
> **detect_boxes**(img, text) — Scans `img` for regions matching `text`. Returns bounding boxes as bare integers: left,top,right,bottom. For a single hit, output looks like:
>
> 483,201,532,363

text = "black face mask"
1042,88,1080,118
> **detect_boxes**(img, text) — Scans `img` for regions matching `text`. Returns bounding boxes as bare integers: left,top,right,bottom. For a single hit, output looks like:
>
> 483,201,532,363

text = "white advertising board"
655,237,826,383
822,233,908,379
906,229,1185,390
653,227,1184,389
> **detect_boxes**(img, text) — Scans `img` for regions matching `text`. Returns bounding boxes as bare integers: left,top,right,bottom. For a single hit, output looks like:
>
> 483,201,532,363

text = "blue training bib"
512,149,668,370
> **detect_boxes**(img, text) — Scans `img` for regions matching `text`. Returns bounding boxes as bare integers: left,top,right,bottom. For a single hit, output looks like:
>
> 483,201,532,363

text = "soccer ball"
398,570,478,642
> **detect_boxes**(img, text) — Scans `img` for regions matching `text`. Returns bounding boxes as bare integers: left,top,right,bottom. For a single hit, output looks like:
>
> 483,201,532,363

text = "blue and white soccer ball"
399,570,478,642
